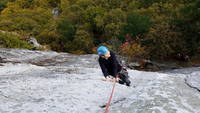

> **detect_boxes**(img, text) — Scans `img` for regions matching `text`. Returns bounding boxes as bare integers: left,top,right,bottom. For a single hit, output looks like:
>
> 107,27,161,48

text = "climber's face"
100,51,110,60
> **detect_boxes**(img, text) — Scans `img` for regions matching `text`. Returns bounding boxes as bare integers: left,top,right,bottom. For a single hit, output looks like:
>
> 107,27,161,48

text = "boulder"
26,36,41,49
175,53,190,62
52,8,60,18
126,59,180,71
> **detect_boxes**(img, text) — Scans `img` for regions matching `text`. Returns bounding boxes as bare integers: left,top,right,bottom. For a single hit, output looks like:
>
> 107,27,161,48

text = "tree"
72,25,94,53
137,0,166,8
57,17,75,41
60,0,69,11
57,16,76,51
0,32,32,49
15,0,33,8
0,1,6,12
145,22,186,59
103,8,126,40
82,6,106,44
119,12,151,42
0,6,52,36
173,0,200,55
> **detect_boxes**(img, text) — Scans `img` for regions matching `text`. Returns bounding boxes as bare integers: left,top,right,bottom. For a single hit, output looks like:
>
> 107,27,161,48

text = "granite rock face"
0,49,199,113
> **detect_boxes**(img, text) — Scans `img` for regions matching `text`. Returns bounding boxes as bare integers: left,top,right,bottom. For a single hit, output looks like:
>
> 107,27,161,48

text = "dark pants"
117,68,131,86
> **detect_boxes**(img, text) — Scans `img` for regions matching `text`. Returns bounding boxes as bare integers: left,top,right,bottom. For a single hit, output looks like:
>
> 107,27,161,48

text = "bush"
71,27,94,53
0,32,32,49
0,1,6,12
173,1,200,55
0,7,52,36
119,12,151,42
144,22,186,59
119,36,148,61
37,30,60,51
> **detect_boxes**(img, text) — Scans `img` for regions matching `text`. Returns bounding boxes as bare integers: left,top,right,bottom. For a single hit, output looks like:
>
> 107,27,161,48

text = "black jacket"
98,51,122,78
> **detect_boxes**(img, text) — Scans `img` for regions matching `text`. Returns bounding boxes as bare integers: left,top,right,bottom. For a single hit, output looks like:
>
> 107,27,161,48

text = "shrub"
119,12,151,42
72,28,94,53
119,36,148,61
0,1,6,12
144,22,186,59
0,32,32,49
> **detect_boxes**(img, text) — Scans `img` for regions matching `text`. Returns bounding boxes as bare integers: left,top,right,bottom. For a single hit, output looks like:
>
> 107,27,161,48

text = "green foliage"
144,22,186,59
0,32,32,49
46,0,60,7
103,9,126,39
57,17,76,42
0,1,6,12
119,13,151,42
0,0,199,59
83,6,105,28
37,29,60,51
60,0,69,11
172,0,200,55
72,25,94,53
137,0,167,8
136,2,179,23
119,42,147,61
74,5,106,44
15,0,33,8
76,0,93,9
0,6,52,36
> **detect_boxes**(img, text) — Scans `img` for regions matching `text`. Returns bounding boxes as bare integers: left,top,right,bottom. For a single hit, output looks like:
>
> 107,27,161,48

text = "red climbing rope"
104,76,118,113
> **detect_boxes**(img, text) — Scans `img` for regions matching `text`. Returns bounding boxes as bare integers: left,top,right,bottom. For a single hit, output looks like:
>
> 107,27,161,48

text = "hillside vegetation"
0,0,199,60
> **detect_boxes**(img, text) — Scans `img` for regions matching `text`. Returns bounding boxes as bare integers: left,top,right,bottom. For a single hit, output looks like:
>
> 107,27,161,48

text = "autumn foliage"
0,0,199,59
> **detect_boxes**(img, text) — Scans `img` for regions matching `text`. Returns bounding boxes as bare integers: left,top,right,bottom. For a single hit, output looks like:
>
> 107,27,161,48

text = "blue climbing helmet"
97,46,109,56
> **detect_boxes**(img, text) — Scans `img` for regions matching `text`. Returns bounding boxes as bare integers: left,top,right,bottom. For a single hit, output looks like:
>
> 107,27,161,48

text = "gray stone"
26,37,41,49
